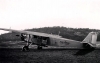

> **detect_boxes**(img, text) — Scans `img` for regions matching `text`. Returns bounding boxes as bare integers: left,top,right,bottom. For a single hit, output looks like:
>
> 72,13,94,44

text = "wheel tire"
37,46,42,50
22,46,29,51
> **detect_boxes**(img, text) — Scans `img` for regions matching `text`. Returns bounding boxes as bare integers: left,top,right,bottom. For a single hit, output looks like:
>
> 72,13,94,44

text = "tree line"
0,26,99,41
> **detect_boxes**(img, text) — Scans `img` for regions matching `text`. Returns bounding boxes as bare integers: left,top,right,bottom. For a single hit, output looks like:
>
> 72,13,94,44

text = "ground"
0,41,100,63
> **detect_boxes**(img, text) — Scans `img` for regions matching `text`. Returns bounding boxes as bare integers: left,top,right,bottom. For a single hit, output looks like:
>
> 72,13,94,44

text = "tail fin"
77,32,97,55
82,32,97,45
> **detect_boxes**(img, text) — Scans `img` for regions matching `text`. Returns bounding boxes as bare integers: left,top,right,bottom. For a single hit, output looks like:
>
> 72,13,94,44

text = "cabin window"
55,42,57,44
33,35,37,38
60,41,63,44
97,34,100,41
43,37,47,40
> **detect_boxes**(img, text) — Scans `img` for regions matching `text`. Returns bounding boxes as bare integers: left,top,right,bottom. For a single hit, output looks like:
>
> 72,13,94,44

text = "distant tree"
0,26,99,41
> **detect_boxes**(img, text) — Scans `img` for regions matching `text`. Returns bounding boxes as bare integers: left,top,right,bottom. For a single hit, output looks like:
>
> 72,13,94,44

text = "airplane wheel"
22,46,29,51
37,46,42,50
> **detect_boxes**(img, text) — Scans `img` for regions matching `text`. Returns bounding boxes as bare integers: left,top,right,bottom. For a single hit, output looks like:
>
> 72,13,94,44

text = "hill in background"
0,26,100,41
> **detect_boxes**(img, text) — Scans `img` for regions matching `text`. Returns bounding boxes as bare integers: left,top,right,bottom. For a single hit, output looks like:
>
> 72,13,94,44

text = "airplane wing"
0,28,62,38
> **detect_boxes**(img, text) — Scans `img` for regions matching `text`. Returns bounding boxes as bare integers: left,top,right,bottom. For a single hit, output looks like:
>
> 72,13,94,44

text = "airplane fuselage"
25,35,84,49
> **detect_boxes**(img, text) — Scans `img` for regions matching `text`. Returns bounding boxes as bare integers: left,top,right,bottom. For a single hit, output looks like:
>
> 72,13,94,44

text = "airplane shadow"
29,48,77,51
74,48,95,56
0,48,96,56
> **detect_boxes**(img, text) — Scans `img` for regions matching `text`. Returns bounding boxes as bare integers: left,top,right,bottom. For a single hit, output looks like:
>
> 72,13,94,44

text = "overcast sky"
0,0,100,34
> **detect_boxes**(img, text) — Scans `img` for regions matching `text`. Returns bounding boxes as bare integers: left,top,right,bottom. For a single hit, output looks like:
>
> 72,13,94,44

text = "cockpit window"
97,33,100,41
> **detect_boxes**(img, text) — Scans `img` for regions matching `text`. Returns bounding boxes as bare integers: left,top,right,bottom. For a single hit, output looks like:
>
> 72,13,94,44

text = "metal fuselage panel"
48,37,84,49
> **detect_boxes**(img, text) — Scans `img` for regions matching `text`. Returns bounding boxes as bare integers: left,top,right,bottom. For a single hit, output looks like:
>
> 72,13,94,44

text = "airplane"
0,28,100,54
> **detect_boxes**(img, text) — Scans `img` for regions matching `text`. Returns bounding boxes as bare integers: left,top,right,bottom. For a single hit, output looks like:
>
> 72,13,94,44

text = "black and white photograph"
0,0,100,63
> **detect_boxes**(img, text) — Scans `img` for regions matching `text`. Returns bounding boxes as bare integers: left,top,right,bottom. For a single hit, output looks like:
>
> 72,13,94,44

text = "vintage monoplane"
0,28,100,53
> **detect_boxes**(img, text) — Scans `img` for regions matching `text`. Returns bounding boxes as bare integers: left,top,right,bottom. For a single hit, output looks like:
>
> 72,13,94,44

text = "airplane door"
43,37,50,45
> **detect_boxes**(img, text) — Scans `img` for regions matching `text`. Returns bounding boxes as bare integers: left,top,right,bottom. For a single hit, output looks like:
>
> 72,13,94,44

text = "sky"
0,0,100,34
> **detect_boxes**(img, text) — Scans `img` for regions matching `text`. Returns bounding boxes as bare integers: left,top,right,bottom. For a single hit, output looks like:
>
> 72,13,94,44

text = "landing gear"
22,46,29,51
37,46,42,50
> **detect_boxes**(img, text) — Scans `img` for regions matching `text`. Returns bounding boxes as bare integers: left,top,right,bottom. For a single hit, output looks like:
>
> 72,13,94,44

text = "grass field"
0,41,100,63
